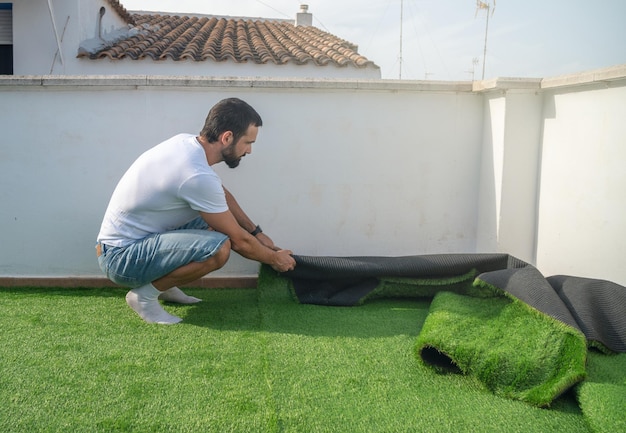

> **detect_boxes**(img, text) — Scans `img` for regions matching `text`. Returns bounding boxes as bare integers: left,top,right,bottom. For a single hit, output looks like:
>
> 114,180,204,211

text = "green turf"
415,290,587,406
0,269,623,432
576,351,626,433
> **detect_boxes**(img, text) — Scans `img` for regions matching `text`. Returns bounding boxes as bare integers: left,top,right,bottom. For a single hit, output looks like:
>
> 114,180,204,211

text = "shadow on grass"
180,287,431,339
0,286,430,339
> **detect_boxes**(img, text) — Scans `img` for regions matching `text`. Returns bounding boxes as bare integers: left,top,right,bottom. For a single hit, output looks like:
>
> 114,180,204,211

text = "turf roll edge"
415,289,587,407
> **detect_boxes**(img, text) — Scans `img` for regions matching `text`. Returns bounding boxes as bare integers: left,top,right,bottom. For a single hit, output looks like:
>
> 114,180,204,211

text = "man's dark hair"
200,98,263,145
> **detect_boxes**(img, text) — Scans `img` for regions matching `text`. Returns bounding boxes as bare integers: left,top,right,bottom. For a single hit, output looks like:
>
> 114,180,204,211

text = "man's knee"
212,239,231,269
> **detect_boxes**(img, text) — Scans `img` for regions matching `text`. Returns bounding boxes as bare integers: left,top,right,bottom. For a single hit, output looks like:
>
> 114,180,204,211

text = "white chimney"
296,4,312,27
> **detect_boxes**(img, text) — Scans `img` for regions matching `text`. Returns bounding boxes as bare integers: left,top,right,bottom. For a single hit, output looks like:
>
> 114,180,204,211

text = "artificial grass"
576,352,626,433
0,287,272,432
0,269,624,432
415,291,586,406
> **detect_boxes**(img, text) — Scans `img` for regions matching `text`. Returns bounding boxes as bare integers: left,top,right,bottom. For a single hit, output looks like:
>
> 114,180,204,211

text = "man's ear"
220,131,234,146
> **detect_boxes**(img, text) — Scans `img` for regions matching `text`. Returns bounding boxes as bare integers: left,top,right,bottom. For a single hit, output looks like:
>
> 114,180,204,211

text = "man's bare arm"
223,186,278,250
200,210,294,272
223,187,256,232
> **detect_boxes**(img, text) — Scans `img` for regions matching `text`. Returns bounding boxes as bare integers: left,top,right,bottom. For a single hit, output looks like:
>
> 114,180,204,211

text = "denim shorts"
97,217,229,288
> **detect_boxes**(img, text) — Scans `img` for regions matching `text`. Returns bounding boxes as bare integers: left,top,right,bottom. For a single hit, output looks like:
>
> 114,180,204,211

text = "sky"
121,0,626,81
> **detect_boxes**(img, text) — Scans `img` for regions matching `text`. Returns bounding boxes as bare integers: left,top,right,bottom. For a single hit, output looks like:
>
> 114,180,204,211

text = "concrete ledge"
0,276,258,289
472,77,542,92
0,75,45,85
541,64,626,89
2,65,624,92
1,74,473,92
43,75,148,87
0,75,147,87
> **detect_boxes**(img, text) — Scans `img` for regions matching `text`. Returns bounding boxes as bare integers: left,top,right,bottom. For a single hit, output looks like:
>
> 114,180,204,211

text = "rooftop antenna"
475,0,496,80
465,57,479,81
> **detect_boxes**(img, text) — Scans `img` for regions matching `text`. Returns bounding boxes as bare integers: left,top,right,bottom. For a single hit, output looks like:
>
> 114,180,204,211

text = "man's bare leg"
126,241,231,324
159,287,202,304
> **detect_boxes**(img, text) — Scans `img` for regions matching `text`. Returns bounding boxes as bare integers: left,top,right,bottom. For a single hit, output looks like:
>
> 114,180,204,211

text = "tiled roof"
80,4,378,70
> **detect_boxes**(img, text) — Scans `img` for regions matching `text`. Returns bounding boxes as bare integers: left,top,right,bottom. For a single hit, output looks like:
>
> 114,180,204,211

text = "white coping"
472,77,542,92
1,64,625,92
540,64,626,89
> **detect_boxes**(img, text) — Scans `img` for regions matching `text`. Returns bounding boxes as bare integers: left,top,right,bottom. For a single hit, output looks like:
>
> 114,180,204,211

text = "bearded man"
96,98,295,324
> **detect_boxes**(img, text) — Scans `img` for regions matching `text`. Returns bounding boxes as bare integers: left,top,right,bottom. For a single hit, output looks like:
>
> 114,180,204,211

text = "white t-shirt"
97,133,228,247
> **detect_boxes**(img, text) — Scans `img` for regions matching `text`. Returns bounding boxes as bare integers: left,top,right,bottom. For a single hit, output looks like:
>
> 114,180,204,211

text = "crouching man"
96,98,295,324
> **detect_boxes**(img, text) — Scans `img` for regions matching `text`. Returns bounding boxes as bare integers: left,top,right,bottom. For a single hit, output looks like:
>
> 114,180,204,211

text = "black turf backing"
284,254,626,353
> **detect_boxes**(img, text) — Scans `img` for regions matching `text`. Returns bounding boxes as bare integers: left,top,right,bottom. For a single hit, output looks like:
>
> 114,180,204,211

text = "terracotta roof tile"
80,12,378,70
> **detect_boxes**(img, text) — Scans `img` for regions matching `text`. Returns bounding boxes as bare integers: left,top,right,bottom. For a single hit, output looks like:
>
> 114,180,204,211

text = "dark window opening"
0,44,12,74
0,3,12,75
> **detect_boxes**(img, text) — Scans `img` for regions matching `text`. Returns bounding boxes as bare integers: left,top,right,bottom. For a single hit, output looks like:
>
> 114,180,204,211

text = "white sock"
158,286,202,304
125,283,182,325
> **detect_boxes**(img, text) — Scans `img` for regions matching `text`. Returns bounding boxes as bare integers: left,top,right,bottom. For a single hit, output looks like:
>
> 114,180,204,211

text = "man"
96,98,296,324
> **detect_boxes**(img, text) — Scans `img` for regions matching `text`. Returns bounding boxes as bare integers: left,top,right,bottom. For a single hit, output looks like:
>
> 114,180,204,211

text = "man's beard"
222,143,241,169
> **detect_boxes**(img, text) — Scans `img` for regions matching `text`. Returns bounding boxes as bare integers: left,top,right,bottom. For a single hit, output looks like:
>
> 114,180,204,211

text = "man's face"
222,124,259,169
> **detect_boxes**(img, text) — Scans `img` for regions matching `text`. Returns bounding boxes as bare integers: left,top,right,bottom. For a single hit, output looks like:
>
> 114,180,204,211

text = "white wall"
476,81,544,264
13,0,61,74
536,82,626,284
216,88,484,257
1,69,625,286
0,77,479,278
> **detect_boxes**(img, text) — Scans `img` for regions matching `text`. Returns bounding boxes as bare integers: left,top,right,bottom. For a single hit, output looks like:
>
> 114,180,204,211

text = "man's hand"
271,249,296,273
201,210,296,272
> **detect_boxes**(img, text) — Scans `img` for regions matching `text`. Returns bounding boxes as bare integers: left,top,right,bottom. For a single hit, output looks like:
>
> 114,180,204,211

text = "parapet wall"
1,66,625,286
